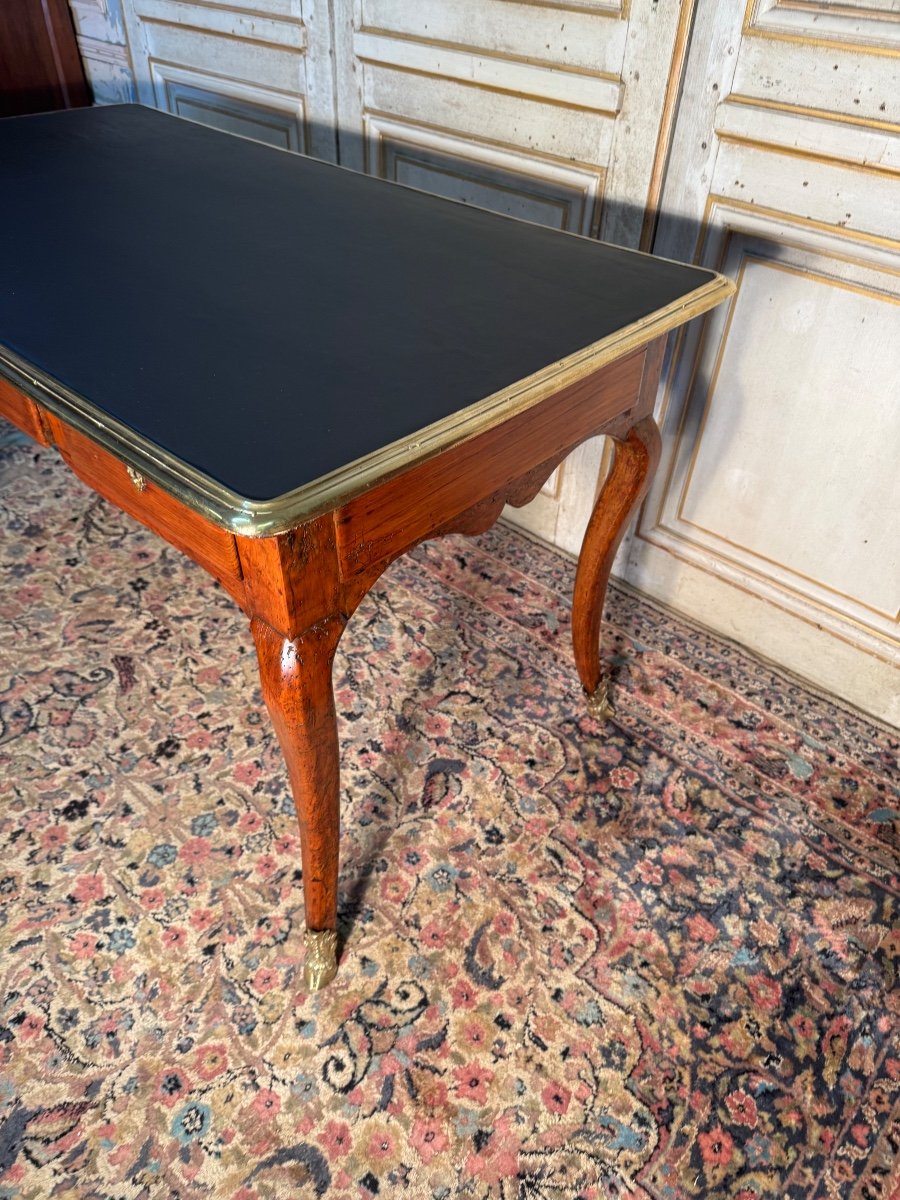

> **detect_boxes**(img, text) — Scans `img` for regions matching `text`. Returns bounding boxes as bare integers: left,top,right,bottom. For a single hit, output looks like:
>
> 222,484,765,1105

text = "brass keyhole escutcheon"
126,466,146,492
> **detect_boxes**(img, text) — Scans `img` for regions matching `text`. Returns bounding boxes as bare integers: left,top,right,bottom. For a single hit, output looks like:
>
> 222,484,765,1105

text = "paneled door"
622,0,900,722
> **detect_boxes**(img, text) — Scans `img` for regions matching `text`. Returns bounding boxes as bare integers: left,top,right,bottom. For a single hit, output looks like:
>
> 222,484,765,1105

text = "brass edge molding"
0,274,733,538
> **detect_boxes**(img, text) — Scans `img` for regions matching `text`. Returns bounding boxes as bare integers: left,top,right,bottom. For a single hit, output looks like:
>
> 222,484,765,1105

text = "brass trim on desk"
0,272,734,538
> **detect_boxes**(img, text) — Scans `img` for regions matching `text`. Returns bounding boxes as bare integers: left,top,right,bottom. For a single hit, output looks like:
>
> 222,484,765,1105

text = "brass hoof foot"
303,930,339,991
585,683,615,721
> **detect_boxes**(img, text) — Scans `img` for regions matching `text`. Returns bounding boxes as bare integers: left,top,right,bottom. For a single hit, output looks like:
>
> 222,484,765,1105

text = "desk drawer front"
41,411,243,589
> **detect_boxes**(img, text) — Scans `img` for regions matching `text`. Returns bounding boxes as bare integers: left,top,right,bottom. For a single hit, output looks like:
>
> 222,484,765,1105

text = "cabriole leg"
251,615,344,991
572,415,661,719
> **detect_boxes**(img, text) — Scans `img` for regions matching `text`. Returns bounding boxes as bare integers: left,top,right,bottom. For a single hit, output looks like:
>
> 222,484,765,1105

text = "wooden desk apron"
0,104,734,989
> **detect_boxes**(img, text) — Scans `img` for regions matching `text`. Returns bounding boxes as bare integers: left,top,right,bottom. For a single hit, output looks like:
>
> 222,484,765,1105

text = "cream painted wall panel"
368,117,604,235
353,29,621,112
76,38,136,102
626,0,900,721
386,161,580,228
745,0,900,50
639,3,743,265
676,258,900,621
599,0,696,246
713,139,899,239
150,64,307,149
69,0,136,102
361,68,615,166
362,0,626,75
300,0,342,160
134,0,306,48
120,0,337,158
636,203,900,673
716,98,900,169
732,38,899,120
627,532,900,728
71,0,128,43
128,23,306,94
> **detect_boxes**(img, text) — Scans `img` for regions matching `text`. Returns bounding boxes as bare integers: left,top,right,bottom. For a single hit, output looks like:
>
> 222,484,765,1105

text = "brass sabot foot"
303,929,339,991
585,682,615,722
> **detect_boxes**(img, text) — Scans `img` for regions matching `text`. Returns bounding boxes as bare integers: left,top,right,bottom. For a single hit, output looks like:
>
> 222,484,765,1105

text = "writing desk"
0,104,733,989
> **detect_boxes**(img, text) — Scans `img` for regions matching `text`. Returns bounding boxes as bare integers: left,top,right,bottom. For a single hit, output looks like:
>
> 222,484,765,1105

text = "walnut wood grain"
572,340,665,703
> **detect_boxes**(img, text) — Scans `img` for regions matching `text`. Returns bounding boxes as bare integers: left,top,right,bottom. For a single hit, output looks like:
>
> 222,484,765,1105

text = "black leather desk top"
0,104,719,506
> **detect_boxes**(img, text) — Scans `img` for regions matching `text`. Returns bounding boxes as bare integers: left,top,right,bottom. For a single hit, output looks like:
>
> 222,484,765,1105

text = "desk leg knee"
572,415,661,716
251,615,344,991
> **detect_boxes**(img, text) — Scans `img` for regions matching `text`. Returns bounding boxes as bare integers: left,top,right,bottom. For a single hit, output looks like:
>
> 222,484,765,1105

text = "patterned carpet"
0,429,897,1200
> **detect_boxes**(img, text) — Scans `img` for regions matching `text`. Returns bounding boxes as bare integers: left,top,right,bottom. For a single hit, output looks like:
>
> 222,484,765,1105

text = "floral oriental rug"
0,428,898,1200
